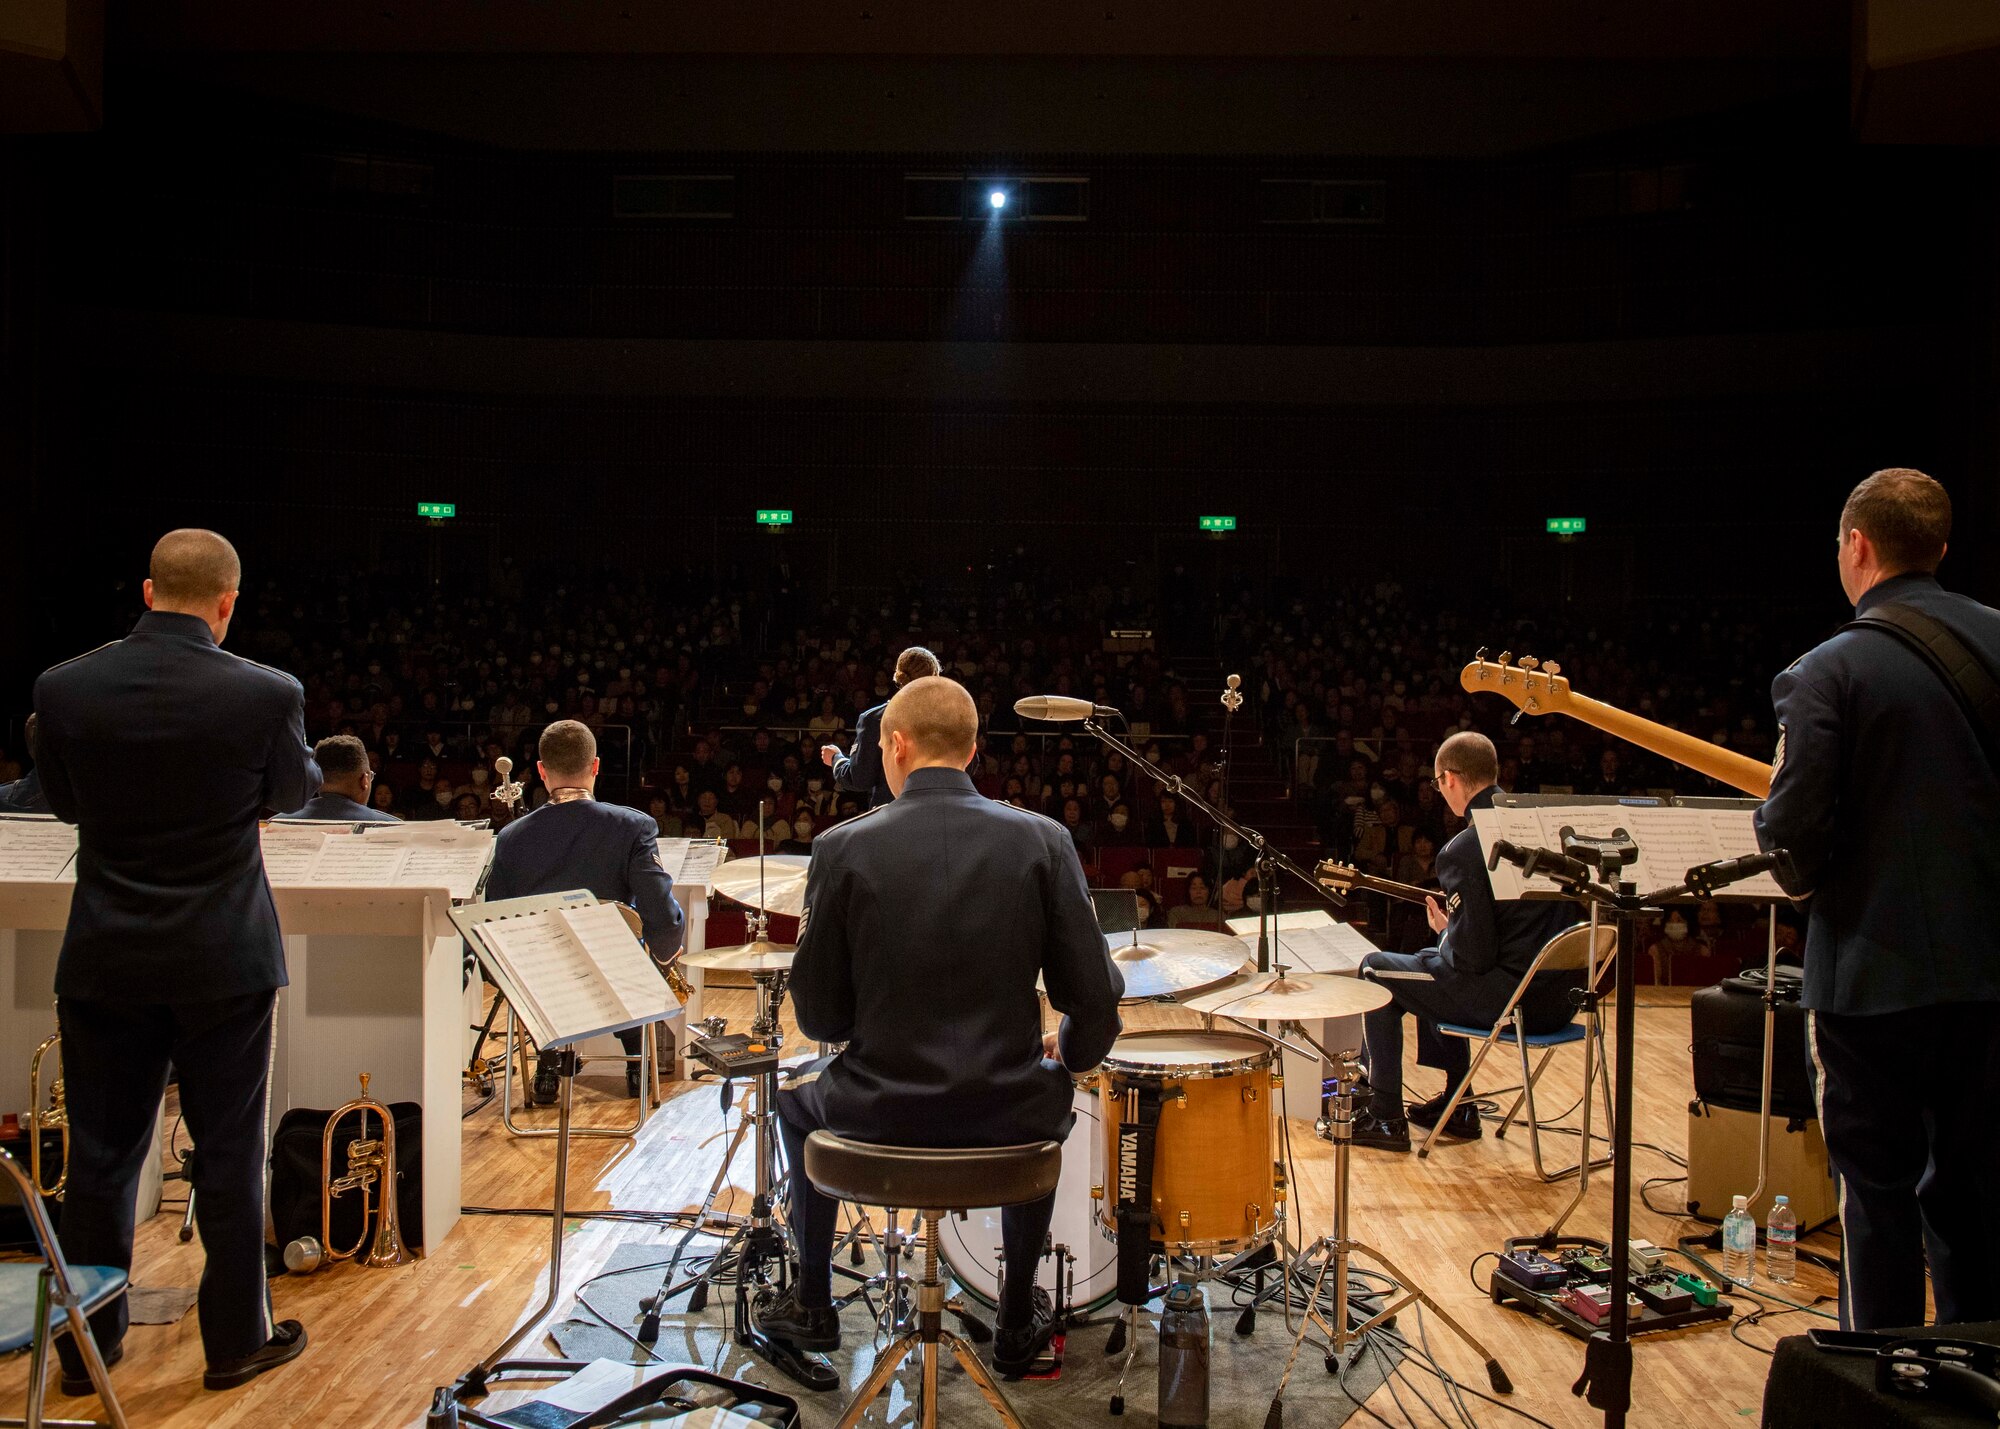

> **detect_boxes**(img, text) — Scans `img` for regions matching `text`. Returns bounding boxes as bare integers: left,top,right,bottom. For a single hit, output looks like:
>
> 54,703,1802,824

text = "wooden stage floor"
6,987,1839,1427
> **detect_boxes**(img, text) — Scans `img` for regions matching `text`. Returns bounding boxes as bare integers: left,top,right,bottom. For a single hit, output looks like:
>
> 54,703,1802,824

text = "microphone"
1220,673,1244,713
1683,849,1795,897
1013,695,1120,722
1488,839,1595,887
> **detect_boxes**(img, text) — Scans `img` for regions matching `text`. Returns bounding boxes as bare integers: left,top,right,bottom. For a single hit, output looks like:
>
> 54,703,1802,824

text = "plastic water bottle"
1721,1194,1756,1286
1766,1195,1797,1284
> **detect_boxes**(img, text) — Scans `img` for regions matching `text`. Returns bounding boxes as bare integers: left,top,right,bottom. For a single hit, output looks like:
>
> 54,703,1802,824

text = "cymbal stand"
1269,1047,1512,1425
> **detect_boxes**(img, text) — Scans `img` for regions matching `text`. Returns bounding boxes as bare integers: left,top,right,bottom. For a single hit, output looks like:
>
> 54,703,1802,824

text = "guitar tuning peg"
1543,662,1561,677
1496,650,1513,668
1475,646,1489,662
1518,656,1538,670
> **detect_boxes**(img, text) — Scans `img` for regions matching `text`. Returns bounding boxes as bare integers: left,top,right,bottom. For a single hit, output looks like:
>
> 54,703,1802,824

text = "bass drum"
940,1083,1118,1314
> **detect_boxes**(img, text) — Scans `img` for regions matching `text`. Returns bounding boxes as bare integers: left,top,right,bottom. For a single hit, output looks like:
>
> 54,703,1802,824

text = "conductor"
34,529,319,1392
761,676,1125,1376
484,719,685,1099
819,645,941,808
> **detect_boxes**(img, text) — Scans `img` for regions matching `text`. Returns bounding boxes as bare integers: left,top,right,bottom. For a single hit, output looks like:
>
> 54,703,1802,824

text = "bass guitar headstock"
1459,649,1572,717
1315,859,1362,895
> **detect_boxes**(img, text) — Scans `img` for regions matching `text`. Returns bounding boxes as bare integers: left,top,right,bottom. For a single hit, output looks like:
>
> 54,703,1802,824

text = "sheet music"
1473,804,1784,902
652,837,693,881
671,840,728,891
0,820,78,882
565,902,674,1016
259,826,328,884
304,835,410,886
465,901,666,1047
397,845,494,901
1226,910,1376,975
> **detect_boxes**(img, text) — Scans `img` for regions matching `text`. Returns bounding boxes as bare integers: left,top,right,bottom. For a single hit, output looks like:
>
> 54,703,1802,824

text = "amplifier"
1685,1102,1838,1228
1690,969,1818,1120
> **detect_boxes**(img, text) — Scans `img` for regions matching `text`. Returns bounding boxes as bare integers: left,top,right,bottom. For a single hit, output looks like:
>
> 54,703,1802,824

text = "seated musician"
758,676,1125,1378
1352,731,1578,1152
276,734,400,822
484,719,685,1098
0,713,51,813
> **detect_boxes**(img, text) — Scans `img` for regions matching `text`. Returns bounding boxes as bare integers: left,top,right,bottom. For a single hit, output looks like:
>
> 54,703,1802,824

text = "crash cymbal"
709,854,811,917
1101,928,1250,1001
681,938,799,973
1180,968,1392,1020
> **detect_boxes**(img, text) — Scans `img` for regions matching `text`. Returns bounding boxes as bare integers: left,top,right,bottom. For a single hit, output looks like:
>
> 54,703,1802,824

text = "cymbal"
1102,927,1250,1001
1181,969,1391,1020
681,939,798,973
709,854,811,917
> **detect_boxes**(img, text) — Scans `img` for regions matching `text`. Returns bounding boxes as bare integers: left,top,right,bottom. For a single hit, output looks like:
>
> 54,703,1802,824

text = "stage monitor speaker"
1684,1101,1837,1231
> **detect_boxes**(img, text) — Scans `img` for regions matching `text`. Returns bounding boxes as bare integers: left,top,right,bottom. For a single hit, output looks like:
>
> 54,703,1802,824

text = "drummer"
485,719,686,1099
758,676,1125,1380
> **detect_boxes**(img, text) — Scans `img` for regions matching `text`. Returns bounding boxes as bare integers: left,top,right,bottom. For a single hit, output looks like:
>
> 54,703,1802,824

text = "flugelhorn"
28,1022,67,1201
320,1073,419,1269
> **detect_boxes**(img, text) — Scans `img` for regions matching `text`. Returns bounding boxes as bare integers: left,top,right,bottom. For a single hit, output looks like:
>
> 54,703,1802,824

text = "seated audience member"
758,676,1123,1377
1352,732,1578,1151
279,735,401,822
484,720,686,1099
1098,801,1140,846
369,781,400,817
1169,873,1223,929
692,789,740,840
1144,793,1198,849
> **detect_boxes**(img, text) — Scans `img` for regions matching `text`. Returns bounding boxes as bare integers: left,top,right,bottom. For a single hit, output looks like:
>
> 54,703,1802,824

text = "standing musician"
277,734,400,822
33,529,318,1392
484,719,685,1099
819,645,942,809
760,676,1125,1377
1351,731,1577,1152
1755,468,2000,1330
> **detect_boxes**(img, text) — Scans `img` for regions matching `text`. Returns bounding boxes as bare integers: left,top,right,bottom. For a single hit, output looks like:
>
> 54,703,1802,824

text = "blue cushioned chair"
0,1147,129,1429
1420,922,1618,1181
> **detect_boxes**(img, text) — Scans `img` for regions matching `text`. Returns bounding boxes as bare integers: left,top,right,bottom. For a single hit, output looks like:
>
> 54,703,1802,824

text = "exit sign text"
1545,517,1587,536
1199,515,1237,533
417,502,456,520
756,509,794,526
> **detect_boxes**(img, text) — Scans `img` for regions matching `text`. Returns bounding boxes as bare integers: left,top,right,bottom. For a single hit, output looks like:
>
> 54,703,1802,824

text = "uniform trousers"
1810,1002,2000,1330
1359,951,1581,1109
776,1057,1058,1329
54,991,278,1373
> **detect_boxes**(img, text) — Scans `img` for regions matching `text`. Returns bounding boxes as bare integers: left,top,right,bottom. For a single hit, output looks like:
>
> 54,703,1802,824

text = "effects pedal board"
689,1031,781,1079
1488,1234,1730,1342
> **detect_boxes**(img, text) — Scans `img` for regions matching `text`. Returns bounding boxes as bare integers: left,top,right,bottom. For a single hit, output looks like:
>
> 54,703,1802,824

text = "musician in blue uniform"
761,676,1125,1377
276,735,399,823
1755,468,2000,1330
0,716,50,813
34,529,318,1393
484,719,685,1098
819,645,941,809
1352,731,1578,1151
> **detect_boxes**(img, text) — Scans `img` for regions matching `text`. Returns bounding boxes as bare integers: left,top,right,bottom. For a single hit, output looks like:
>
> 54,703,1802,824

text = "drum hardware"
286,1072,419,1272
1268,1044,1510,1425
27,1018,67,1201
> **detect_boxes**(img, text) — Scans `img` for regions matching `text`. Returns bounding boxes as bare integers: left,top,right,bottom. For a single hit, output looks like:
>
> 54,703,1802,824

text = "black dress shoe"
58,1341,122,1397
1407,1092,1483,1140
1349,1112,1412,1152
626,1064,644,1099
752,1285,841,1352
205,1320,307,1391
994,1287,1057,1378
531,1060,561,1106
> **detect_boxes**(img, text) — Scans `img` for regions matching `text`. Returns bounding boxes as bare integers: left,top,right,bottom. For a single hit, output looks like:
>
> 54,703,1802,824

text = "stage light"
988,189,1008,210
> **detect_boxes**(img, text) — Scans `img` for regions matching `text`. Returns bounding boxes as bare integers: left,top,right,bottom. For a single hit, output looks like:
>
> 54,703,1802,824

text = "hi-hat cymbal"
1102,927,1250,1001
681,939,798,973
710,854,811,917
1181,968,1391,1020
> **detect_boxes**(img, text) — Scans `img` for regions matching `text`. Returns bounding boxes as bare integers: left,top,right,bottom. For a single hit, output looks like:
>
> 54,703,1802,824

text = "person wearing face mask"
818,646,942,808
484,720,685,1100
1351,732,1579,1152
1646,913,1693,983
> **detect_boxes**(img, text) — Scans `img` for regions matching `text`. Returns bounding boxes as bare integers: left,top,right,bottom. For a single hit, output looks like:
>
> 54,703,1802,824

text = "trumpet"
28,1024,67,1201
319,1073,419,1269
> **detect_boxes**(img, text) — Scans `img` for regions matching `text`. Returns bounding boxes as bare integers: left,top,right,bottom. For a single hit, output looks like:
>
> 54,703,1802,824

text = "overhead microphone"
1013,695,1120,722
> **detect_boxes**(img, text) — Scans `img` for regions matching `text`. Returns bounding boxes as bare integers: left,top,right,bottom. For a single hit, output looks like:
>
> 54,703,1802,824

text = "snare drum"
940,1081,1119,1312
1096,1030,1280,1256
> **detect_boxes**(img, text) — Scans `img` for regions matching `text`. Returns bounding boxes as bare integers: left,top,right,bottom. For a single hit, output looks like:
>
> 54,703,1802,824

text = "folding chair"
0,1147,130,1429
1418,922,1618,1180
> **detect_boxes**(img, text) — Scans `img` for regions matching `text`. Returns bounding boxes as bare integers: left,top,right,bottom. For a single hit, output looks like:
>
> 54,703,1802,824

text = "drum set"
686,852,1510,1417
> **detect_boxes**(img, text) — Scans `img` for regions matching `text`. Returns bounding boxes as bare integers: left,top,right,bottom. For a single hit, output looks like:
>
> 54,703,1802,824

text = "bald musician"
760,676,1125,1379
34,530,318,1392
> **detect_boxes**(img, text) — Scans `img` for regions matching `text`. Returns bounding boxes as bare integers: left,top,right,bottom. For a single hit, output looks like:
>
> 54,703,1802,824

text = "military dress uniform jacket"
1414,787,1578,1016
832,701,893,809
787,766,1126,1146
484,797,685,954
1755,573,2000,1016
34,611,320,1002
277,792,399,823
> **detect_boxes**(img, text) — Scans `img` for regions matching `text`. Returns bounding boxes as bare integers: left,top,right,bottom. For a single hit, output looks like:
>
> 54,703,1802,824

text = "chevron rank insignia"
1445,891,1461,916
1772,725,1786,776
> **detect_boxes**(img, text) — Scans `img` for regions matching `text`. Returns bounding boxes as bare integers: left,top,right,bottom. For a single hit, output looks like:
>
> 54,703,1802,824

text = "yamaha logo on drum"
1119,1126,1139,1204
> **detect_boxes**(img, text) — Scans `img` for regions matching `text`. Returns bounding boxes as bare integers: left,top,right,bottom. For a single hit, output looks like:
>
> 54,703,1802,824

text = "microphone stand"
1078,715,1341,974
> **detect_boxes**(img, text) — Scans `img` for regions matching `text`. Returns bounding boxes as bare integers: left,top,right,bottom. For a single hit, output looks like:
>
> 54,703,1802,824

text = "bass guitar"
1459,650,1773,799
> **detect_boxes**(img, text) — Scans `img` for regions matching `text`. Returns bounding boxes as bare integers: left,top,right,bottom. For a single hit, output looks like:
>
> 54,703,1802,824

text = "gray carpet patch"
544,1241,1392,1427
127,1286,199,1324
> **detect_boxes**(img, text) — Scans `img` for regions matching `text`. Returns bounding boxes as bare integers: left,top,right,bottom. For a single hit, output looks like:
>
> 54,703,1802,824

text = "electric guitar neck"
1314,860,1436,907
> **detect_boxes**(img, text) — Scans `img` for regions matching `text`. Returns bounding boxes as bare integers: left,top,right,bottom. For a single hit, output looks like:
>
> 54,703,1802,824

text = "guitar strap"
1114,1079,1165,1307
1842,604,2000,774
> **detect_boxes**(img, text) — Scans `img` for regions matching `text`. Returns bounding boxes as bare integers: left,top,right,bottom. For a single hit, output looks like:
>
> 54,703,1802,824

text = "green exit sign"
417,502,456,520
755,509,794,526
1198,515,1237,533
1546,516,1587,536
